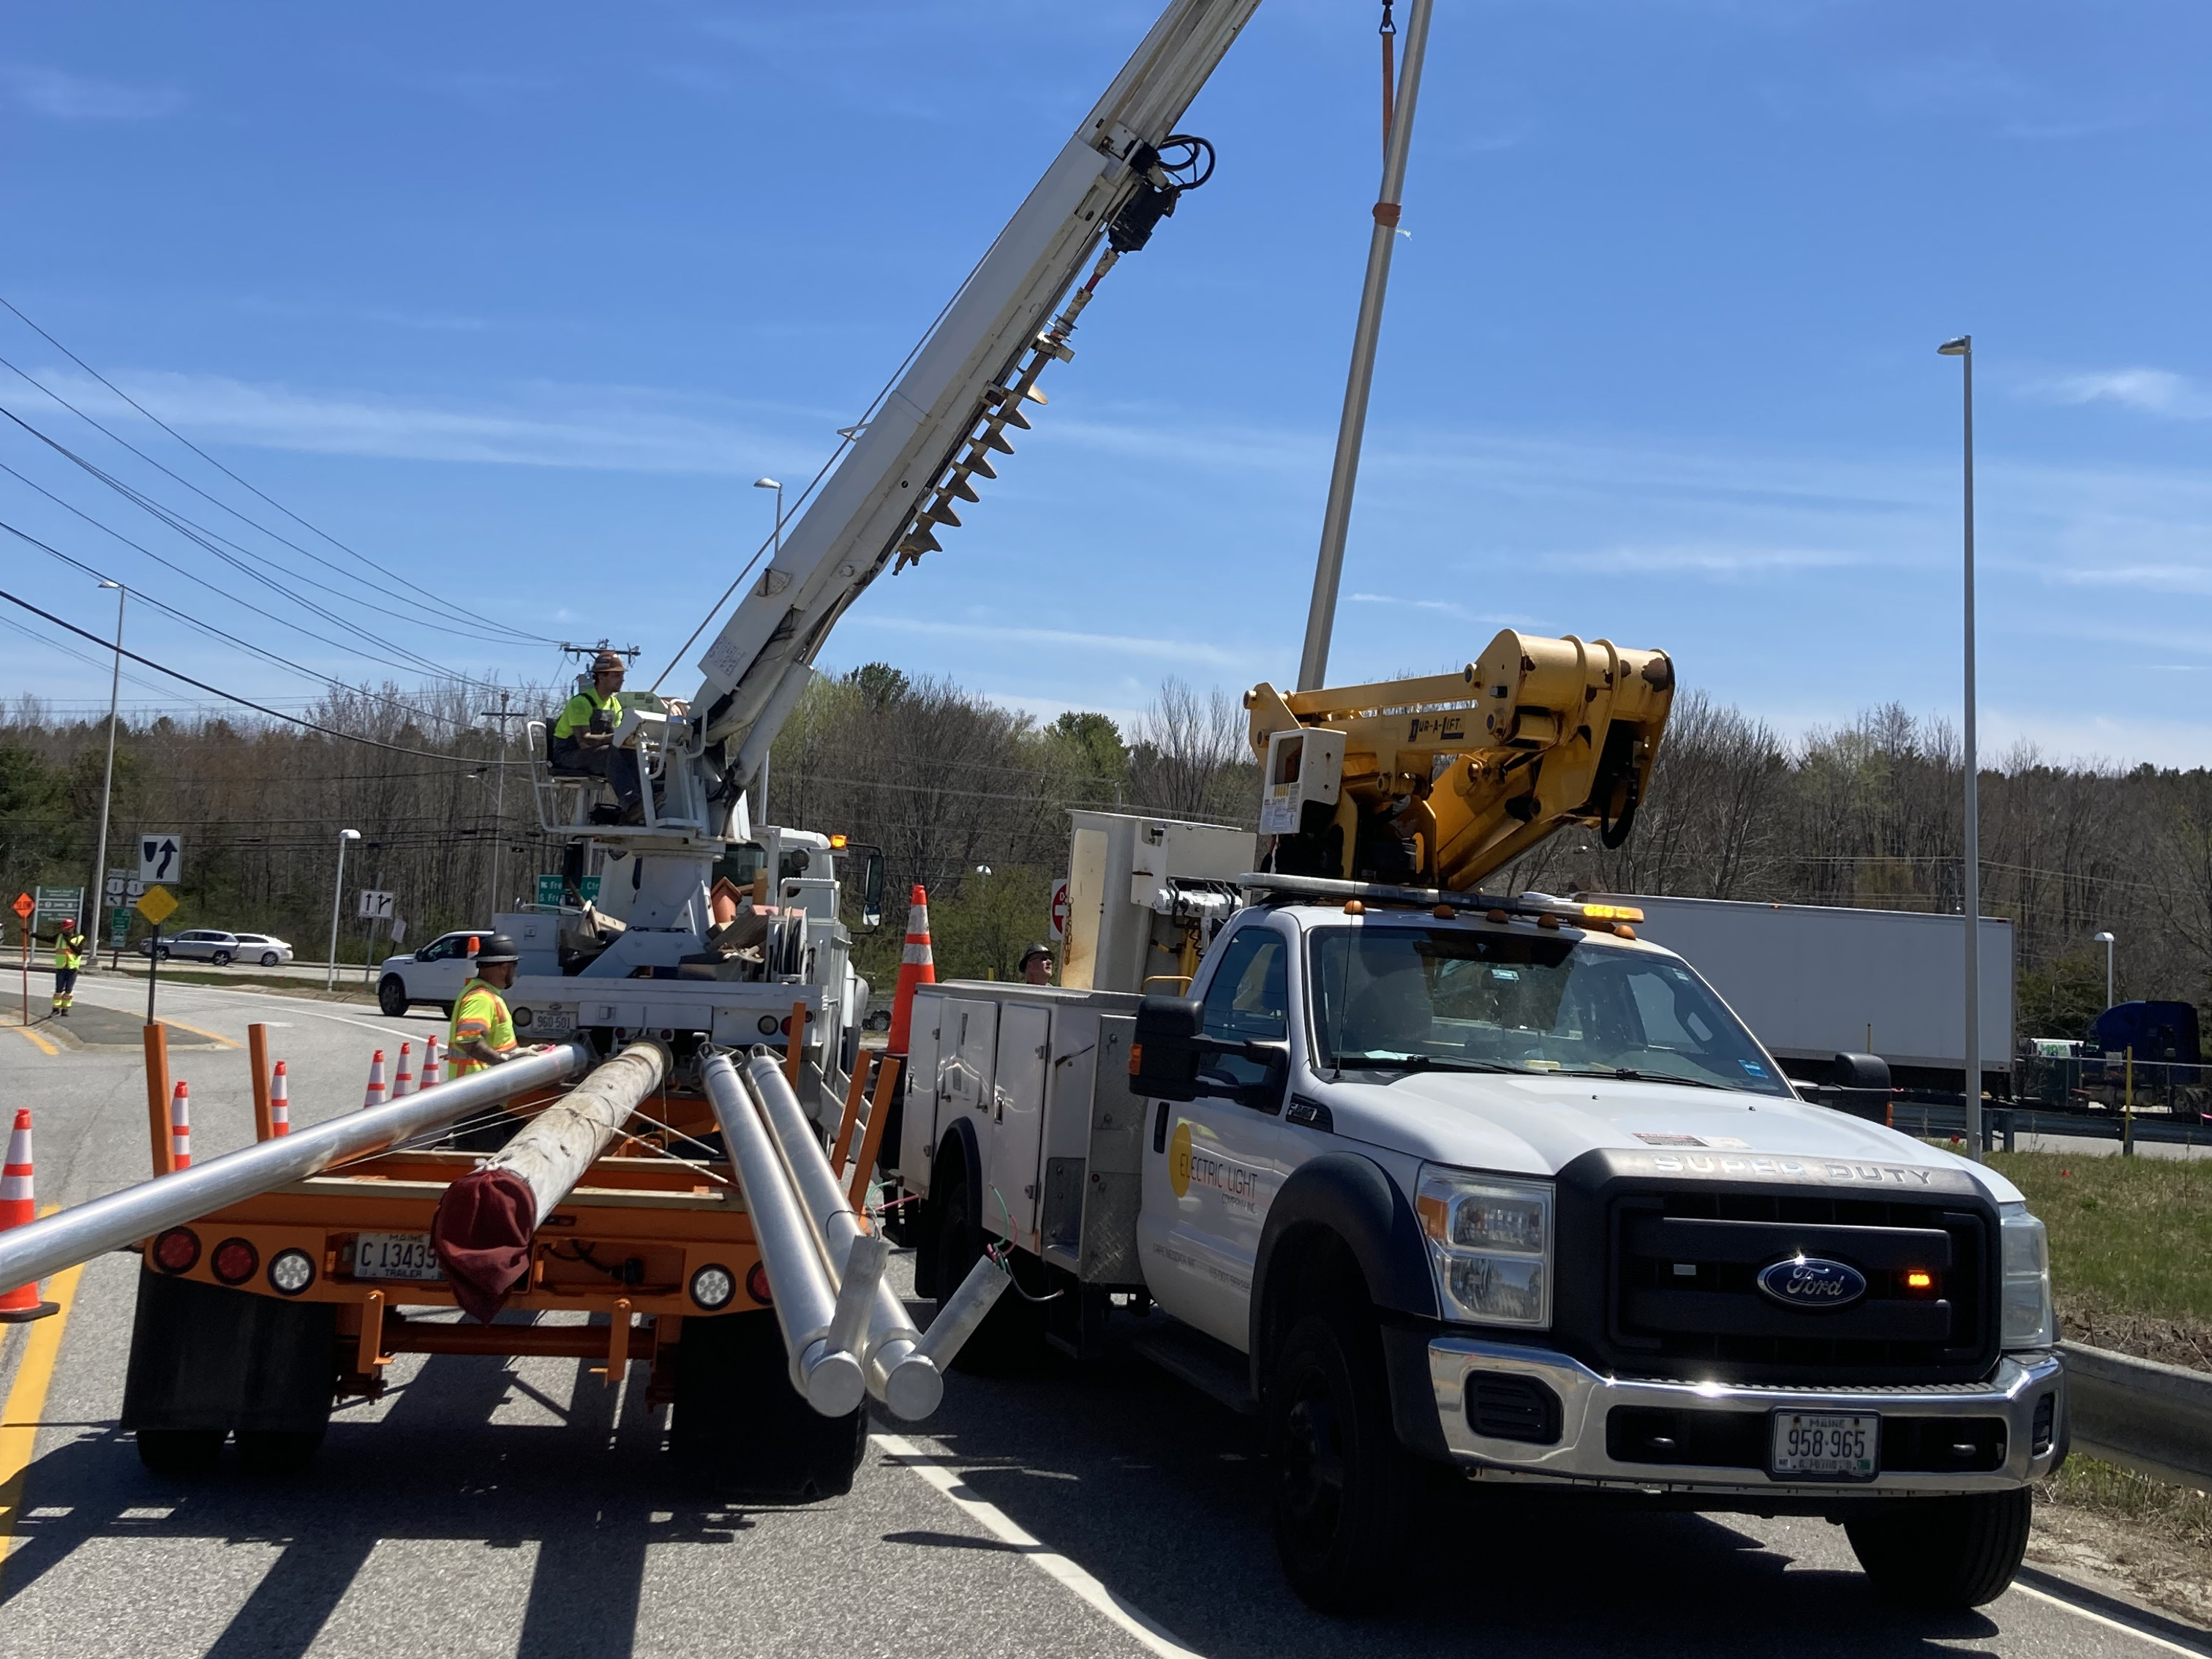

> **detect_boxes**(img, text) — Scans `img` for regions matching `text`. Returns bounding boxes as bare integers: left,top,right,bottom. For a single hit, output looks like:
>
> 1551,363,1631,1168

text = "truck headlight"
1416,1167,1552,1328
1999,1203,2054,1350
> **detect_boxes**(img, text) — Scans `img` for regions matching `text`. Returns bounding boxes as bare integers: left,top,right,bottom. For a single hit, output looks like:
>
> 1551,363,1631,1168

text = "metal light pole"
2094,931,2115,1012
1298,0,1437,691
753,477,784,821
326,828,361,991
1939,334,1981,1159
87,580,124,971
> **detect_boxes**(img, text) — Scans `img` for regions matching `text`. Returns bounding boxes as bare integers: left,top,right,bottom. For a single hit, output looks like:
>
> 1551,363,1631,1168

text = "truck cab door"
1138,924,1293,1351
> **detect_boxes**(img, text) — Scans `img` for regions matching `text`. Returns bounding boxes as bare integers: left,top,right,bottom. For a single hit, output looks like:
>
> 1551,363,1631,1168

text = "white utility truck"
894,805,2064,1611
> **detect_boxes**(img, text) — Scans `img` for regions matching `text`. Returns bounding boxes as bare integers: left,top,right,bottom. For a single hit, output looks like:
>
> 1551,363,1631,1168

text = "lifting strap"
1380,0,1397,159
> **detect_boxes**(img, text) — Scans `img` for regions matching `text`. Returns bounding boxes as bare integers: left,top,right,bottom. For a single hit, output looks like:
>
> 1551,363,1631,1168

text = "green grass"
1989,1151,2212,1328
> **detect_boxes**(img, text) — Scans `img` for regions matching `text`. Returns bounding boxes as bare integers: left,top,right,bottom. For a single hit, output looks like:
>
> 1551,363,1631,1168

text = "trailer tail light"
268,1249,316,1297
757,1016,779,1037
152,1227,200,1274
211,1237,259,1285
745,1262,773,1307
690,1263,737,1311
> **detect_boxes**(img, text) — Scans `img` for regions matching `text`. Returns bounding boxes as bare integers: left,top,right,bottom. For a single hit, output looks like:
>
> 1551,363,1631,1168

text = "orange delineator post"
143,1020,173,1178
169,1080,192,1170
887,886,934,1057
830,1055,873,1175
846,1056,903,1211
783,1000,807,1091
249,1022,274,1141
269,1061,290,1136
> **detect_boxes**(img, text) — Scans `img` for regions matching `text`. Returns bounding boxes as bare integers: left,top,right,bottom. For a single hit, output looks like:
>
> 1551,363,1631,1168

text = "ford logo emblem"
1756,1255,1867,1310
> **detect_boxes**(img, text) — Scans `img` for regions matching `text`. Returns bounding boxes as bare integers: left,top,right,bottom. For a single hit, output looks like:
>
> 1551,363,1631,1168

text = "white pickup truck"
890,876,2065,1614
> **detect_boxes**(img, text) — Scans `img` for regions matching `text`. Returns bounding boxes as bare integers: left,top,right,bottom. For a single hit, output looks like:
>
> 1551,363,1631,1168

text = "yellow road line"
152,1015,240,1050
0,1024,58,1056
0,1207,84,1598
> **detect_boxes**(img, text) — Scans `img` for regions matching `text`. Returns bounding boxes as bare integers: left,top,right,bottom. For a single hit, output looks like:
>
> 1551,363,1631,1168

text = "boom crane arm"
685,0,1263,821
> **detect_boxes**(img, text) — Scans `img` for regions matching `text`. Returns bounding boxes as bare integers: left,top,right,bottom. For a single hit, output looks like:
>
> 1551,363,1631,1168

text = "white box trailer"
1609,894,2013,1088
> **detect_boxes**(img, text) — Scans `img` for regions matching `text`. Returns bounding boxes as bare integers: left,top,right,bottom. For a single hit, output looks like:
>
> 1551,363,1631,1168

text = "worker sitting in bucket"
549,650,645,824
50,917,86,1017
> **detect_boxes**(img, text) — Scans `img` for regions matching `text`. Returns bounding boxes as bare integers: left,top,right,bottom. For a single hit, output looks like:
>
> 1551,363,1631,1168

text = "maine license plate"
1771,1410,1878,1481
353,1231,443,1282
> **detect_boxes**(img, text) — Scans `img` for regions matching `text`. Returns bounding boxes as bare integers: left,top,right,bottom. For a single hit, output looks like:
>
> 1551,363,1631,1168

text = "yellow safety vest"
553,688,621,741
53,933,84,971
449,977,516,1076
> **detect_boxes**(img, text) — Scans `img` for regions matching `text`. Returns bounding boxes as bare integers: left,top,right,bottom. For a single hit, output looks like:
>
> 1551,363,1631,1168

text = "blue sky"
2,1,2208,764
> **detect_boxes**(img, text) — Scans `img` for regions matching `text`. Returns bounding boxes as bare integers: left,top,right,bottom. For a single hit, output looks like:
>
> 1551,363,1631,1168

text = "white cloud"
2030,367,2212,419
845,614,1250,668
0,64,183,121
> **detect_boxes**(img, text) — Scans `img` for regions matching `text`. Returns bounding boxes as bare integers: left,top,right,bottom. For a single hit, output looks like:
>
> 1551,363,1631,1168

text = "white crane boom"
690,0,1262,800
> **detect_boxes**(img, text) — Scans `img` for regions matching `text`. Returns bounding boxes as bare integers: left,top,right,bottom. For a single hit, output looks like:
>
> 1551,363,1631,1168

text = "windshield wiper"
1333,1055,1522,1075
1558,1066,1735,1091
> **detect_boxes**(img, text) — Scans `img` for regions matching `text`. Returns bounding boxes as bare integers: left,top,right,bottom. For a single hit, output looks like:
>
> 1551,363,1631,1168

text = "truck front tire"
1845,1488,2032,1609
1268,1306,1418,1613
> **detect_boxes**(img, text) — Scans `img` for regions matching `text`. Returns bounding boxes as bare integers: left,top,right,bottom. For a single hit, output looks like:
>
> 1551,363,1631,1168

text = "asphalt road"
0,976,2202,1659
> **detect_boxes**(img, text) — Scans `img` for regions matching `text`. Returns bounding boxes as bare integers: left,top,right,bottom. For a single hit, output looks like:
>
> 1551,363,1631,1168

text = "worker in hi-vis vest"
549,649,644,821
448,933,525,1076
50,917,86,1017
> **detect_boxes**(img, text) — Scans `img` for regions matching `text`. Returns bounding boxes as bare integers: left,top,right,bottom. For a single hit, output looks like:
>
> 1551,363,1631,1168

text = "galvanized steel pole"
1941,334,1981,1159
0,1040,592,1295
1298,0,1437,691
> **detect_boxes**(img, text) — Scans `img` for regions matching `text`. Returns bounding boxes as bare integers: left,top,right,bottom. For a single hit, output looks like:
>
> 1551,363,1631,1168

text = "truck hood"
1319,1072,2022,1204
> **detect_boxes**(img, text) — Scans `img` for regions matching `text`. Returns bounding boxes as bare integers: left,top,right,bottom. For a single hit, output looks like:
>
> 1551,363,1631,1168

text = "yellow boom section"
1244,629,1675,892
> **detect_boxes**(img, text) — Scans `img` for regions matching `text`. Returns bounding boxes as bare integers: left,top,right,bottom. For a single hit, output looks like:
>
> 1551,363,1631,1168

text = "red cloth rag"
431,1166,538,1323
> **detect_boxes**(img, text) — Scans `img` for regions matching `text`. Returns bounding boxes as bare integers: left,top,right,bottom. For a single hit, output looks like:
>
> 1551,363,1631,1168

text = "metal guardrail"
2061,1340,2212,1492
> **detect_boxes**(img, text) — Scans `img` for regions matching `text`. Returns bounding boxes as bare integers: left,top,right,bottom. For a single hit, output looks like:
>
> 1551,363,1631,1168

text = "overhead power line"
0,293,560,647
0,575,524,765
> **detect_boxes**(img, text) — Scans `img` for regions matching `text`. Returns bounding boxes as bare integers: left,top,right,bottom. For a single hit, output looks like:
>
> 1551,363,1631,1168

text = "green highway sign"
535,874,602,907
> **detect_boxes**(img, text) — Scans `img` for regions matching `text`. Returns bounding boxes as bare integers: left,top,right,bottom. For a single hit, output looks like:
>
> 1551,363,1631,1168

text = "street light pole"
2094,930,2115,1012
88,581,124,971
1297,0,1438,691
753,477,784,822
1940,333,1980,1159
326,828,361,991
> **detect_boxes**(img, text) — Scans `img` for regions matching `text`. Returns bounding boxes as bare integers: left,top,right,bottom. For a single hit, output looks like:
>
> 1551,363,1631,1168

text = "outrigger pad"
431,1166,538,1323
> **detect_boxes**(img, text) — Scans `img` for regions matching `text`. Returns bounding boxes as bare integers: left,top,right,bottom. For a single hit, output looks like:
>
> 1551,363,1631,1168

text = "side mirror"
862,851,886,930
1132,995,1205,1102
1831,1052,1891,1091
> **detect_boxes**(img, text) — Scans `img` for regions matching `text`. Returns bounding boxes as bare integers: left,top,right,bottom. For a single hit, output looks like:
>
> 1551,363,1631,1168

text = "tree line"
2,672,2205,1042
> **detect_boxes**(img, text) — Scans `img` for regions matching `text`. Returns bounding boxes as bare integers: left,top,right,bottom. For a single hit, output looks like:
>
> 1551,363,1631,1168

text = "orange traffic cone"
363,1050,387,1111
169,1081,192,1171
0,1109,57,1323
392,1042,415,1099
269,1059,290,1136
887,885,936,1057
421,1035,443,1088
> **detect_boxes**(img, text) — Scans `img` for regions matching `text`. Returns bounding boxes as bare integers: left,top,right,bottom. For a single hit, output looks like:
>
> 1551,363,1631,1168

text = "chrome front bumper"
1429,1338,2066,1496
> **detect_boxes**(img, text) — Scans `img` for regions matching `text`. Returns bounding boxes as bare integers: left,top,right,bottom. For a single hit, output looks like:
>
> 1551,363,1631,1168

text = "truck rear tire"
121,1268,338,1470
669,1309,865,1500
1267,1306,1418,1614
136,1429,225,1476
1845,1489,2032,1609
377,977,410,1016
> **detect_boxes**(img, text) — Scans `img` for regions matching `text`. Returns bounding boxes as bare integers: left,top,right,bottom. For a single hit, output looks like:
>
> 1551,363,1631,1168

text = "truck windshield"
1306,926,1791,1097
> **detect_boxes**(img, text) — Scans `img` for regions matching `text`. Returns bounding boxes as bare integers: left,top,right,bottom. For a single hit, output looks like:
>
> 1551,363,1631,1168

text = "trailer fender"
1250,1152,1449,1461
914,1116,983,1301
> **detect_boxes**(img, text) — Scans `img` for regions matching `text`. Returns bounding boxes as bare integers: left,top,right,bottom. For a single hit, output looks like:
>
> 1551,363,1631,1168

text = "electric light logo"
1170,1118,1195,1197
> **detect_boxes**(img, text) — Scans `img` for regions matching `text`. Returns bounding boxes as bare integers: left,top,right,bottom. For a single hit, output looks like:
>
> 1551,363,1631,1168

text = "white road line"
2014,1583,2212,1656
73,982,435,1043
873,1433,1206,1658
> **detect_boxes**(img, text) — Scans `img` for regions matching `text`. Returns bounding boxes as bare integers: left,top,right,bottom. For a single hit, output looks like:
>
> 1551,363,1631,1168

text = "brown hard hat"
592,650,627,676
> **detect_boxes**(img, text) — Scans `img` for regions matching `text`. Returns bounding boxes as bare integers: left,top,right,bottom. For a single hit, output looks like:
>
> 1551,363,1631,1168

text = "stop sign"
1048,878,1070,942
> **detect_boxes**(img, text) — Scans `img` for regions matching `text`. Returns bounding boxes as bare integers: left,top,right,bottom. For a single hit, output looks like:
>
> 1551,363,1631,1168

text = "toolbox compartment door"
984,1002,1053,1252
